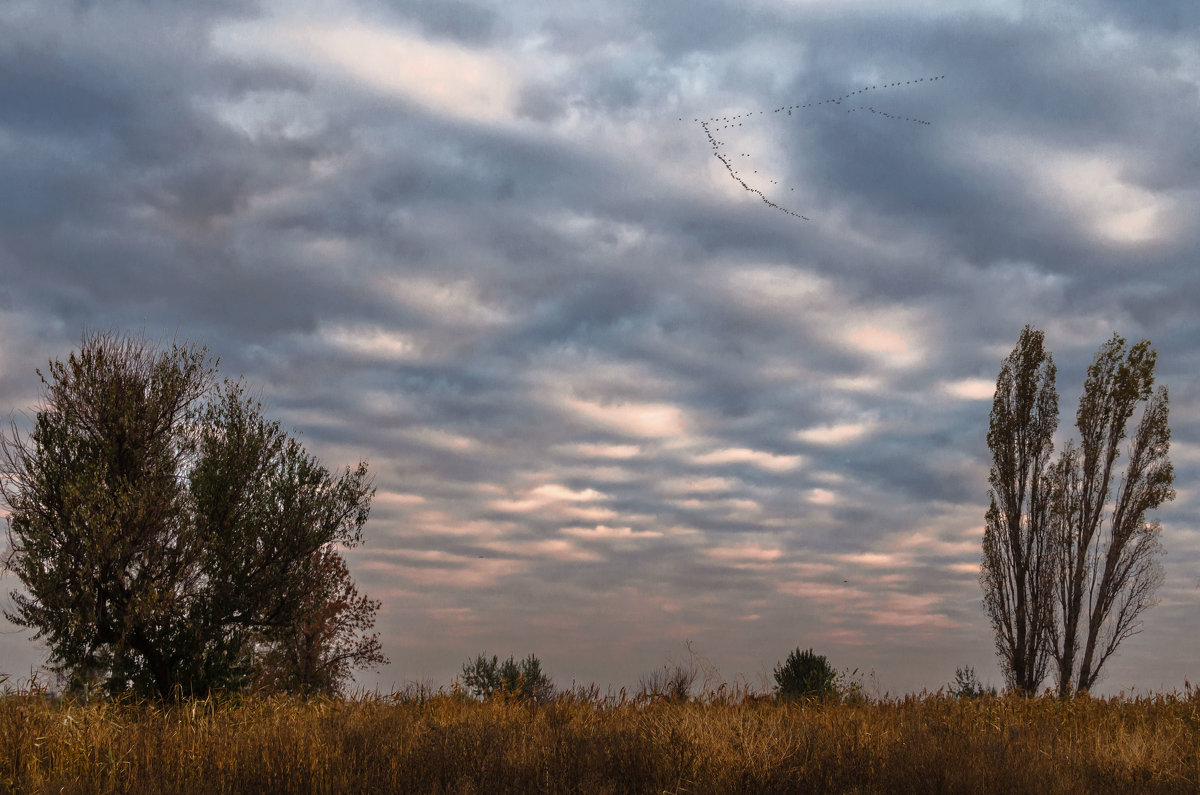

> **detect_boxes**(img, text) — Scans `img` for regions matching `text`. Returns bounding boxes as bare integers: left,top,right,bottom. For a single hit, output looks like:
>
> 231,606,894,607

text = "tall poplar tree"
981,328,1174,696
1047,335,1173,695
980,325,1058,693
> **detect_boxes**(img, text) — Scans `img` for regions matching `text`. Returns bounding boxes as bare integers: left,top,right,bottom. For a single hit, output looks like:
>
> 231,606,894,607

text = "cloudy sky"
2,0,1198,696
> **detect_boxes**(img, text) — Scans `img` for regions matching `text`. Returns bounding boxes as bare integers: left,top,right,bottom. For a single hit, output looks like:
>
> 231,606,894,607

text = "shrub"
949,666,996,699
637,660,698,703
461,653,554,702
834,667,870,704
773,647,836,702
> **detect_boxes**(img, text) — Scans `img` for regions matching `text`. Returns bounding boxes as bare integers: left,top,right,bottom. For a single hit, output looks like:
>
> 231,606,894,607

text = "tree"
773,647,836,702
460,652,554,702
980,325,1058,693
981,328,1173,696
0,331,378,699
1047,336,1173,696
252,546,387,697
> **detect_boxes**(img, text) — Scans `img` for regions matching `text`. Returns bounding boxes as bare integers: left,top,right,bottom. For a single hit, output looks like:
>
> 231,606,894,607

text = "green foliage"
949,666,996,699
0,331,379,699
461,653,554,702
773,647,836,702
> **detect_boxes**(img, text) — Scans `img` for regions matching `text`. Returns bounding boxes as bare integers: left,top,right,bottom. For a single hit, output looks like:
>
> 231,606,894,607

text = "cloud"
796,421,877,445
213,17,522,123
569,442,643,459
707,542,784,564
561,524,663,540
558,397,689,438
482,537,602,563
690,447,803,472
319,323,422,361
808,488,837,505
941,378,995,400
966,133,1177,246
488,483,613,518
1,0,1198,697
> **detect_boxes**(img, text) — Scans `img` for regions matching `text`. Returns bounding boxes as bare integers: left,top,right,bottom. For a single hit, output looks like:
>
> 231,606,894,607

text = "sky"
1,0,1198,697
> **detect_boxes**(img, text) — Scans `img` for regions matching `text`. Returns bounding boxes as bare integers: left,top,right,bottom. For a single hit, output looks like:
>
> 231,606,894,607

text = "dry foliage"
3,681,1199,793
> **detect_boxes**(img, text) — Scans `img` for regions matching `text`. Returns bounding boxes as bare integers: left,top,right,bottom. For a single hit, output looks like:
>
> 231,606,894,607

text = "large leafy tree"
0,331,378,699
981,327,1173,696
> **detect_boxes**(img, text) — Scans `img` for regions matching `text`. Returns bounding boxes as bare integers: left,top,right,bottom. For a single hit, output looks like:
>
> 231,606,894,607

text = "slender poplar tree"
1047,335,1173,695
981,328,1173,696
980,325,1058,693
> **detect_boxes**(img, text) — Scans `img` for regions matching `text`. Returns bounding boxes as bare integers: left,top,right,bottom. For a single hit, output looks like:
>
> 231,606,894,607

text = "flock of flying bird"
683,75,946,222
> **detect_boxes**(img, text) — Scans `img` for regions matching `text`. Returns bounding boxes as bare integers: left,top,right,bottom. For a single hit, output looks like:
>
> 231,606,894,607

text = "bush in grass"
461,653,554,702
949,666,997,699
637,659,698,702
835,667,870,704
774,647,837,702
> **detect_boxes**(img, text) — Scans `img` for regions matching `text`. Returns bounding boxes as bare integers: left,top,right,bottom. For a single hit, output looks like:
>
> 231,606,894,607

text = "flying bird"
686,73,943,222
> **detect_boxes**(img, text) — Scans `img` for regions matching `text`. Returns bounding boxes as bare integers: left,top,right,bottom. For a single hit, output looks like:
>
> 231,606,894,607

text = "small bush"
773,647,837,702
834,667,870,704
949,666,996,699
461,653,554,702
637,660,698,703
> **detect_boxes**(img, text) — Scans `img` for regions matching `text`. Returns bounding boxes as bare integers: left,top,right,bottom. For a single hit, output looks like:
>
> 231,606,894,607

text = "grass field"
3,681,1199,793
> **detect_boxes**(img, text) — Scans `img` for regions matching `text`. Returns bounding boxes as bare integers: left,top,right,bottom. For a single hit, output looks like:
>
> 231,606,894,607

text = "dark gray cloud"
2,0,1198,696
370,0,499,46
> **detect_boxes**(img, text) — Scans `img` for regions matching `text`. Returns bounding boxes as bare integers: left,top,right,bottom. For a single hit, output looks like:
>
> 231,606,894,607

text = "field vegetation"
3,672,1199,793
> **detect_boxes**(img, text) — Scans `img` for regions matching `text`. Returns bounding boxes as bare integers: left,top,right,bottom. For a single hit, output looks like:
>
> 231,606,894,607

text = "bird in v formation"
681,74,945,222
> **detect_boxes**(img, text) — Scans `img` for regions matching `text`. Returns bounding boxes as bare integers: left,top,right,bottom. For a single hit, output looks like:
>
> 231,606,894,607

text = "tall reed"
3,683,1198,793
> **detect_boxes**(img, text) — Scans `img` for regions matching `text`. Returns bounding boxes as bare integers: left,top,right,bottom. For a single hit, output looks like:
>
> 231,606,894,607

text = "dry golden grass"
2,683,1199,793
